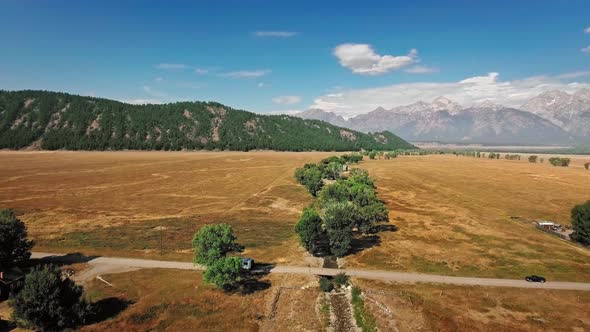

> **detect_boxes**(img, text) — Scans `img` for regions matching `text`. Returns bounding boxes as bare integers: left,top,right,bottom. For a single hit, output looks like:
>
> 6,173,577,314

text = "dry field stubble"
79,269,323,332
347,155,590,281
354,278,590,332
0,151,332,263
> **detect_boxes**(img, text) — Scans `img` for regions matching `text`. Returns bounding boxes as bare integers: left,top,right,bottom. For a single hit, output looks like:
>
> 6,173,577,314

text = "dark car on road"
525,275,546,283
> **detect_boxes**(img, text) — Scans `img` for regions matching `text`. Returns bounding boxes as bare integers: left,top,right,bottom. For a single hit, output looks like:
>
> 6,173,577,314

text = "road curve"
31,252,590,291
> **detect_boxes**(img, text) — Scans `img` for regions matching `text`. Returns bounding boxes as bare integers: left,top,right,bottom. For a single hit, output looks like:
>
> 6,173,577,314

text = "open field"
355,278,590,332
0,151,332,263
80,270,323,332
0,268,325,332
2,151,590,282
346,154,590,281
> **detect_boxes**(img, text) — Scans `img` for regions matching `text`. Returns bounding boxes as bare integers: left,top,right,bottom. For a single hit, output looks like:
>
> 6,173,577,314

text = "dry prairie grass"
81,269,322,332
355,278,590,332
0,151,332,263
347,155,590,281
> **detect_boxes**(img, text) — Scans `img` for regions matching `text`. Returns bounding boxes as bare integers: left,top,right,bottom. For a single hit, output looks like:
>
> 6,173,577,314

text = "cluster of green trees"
192,224,245,290
548,157,571,167
11,265,92,331
0,90,415,152
294,154,363,196
504,154,521,160
571,201,590,246
487,153,501,159
294,158,389,257
0,209,91,331
363,150,398,160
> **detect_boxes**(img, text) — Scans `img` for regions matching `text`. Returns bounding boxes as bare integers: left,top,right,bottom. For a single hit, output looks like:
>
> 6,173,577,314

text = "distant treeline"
0,90,415,152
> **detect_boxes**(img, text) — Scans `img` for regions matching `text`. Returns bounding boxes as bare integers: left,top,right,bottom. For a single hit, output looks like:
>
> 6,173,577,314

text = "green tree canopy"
571,201,590,246
321,202,356,257
295,208,325,253
192,224,243,266
203,256,243,290
10,264,91,331
0,208,35,269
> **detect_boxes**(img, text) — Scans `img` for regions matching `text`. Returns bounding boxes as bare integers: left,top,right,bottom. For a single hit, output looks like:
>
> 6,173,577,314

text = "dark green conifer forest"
0,90,415,152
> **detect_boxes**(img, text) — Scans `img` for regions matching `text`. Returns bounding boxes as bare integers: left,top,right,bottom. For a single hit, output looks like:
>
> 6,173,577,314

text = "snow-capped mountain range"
296,89,590,145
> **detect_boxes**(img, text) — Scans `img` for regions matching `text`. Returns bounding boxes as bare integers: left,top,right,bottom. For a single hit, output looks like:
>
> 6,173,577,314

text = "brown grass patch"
0,151,332,263
347,155,590,281
355,278,590,332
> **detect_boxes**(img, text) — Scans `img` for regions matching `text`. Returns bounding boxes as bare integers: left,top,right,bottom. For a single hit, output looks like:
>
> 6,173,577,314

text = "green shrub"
528,155,538,163
351,286,377,332
548,157,570,167
333,273,349,286
319,277,334,292
584,162,589,170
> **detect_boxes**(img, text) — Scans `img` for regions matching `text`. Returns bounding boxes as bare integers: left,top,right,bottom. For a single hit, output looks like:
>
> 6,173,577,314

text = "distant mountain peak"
473,99,504,110
431,96,462,114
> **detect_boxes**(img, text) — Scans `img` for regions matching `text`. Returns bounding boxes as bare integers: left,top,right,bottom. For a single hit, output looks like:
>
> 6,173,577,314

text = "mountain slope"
0,90,415,151
521,89,590,139
297,97,577,145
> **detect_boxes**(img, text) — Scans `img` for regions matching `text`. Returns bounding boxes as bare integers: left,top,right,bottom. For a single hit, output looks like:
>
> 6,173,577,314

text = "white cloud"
219,69,271,79
272,95,302,105
584,26,590,34
265,109,304,115
254,31,298,37
556,70,590,79
309,72,590,118
194,68,208,75
582,46,590,54
154,77,164,82
333,43,417,75
155,63,188,70
257,82,265,87
124,99,163,105
405,65,439,74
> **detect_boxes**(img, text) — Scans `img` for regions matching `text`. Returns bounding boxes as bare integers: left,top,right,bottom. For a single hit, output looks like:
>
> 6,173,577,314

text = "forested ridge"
0,90,415,151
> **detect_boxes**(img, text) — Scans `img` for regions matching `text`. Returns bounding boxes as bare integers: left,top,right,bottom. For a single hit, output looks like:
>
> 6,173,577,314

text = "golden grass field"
355,278,590,331
2,151,590,331
347,154,590,281
0,151,331,263
80,270,323,332
1,151,590,281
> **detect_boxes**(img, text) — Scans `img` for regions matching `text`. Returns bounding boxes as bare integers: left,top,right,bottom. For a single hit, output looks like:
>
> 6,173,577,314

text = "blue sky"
1,0,589,115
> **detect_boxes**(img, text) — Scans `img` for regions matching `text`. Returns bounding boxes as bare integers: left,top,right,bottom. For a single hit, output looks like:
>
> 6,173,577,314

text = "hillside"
0,90,414,151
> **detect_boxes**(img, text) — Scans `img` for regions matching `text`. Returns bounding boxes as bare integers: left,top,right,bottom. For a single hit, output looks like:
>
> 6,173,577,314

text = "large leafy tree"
203,256,243,290
0,209,35,269
295,208,325,253
11,264,91,331
192,224,243,266
322,202,356,257
571,201,590,246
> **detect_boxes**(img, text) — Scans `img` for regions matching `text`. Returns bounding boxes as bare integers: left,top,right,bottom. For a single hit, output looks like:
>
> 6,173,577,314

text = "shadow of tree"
375,223,399,233
347,222,398,256
236,262,274,294
87,297,134,325
348,235,382,255
0,319,16,332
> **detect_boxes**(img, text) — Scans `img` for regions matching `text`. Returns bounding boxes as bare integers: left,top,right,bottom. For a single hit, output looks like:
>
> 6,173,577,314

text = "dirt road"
31,252,590,291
